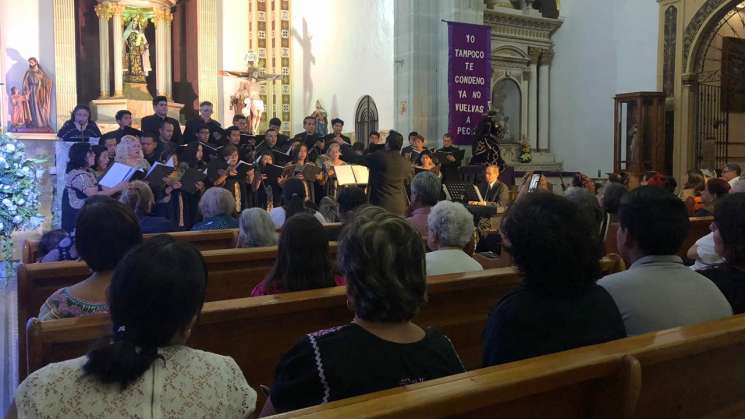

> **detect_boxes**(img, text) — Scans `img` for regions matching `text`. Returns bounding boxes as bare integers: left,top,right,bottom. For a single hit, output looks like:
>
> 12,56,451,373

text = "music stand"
443,182,483,203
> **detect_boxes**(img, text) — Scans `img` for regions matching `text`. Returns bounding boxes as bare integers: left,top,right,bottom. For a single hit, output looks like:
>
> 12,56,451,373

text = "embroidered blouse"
14,345,256,419
65,169,97,210
38,287,108,320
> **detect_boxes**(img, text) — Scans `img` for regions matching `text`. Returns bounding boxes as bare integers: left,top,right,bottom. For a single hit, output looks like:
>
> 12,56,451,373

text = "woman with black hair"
180,141,208,173
261,207,464,415
57,104,102,142
483,193,626,366
41,197,142,319
61,142,128,232
269,177,325,228
251,213,339,296
207,144,255,212
90,144,110,179
13,236,257,418
702,193,745,313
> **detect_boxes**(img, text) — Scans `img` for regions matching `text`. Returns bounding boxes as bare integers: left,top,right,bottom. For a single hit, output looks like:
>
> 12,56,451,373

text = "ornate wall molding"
663,5,678,96
682,0,732,70
484,9,562,43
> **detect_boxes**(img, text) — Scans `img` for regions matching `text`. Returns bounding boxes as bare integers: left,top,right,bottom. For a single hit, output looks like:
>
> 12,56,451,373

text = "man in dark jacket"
140,96,183,144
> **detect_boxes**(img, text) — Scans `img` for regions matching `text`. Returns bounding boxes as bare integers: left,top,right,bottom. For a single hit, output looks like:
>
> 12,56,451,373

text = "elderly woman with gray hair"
425,200,483,276
192,187,238,231
406,171,442,238
237,208,278,248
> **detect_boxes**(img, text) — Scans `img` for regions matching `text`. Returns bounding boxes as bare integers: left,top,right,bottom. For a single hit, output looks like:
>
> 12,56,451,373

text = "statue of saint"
311,100,328,136
22,57,52,129
221,64,281,134
9,86,31,130
122,14,152,83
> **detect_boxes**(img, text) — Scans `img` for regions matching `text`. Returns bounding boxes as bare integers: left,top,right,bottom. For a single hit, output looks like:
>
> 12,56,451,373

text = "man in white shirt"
426,201,484,276
721,163,742,187
598,187,731,336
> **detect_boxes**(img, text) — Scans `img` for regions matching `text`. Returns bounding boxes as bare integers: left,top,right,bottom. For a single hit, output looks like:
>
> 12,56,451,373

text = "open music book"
335,165,369,186
99,163,143,189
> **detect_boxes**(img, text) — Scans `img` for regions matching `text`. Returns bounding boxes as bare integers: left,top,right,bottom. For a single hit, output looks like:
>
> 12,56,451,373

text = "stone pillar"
197,0,220,118
94,3,112,98
538,49,553,152
111,3,125,97
153,7,168,97
53,0,78,129
527,47,540,150
165,11,173,99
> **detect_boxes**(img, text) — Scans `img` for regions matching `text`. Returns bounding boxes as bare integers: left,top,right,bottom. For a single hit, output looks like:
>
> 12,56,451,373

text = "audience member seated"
695,178,730,217
269,178,325,228
721,163,742,187
37,229,78,263
483,193,626,366
192,187,238,231
336,186,368,223
479,164,510,207
681,169,705,201
565,186,608,239
701,194,745,314
237,208,278,248
115,135,150,171
11,236,257,418
251,213,338,296
39,197,143,320
688,231,723,271
61,142,128,232
598,187,732,335
425,201,482,276
119,180,175,234
406,171,441,238
597,182,626,222
261,208,465,415
318,196,338,223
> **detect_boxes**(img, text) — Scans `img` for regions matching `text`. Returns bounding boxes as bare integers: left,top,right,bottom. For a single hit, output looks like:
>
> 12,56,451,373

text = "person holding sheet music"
407,133,428,163
62,143,128,232
180,141,208,174
140,133,164,166
158,120,179,151
255,128,282,156
151,152,204,230
321,142,347,199
437,133,463,183
57,104,102,142
286,142,323,202
207,144,255,213
90,145,110,180
415,150,441,178
253,151,285,210
400,131,418,158
115,135,151,171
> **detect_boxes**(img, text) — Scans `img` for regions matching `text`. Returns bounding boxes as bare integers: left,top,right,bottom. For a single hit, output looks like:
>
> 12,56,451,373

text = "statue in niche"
9,86,31,130
509,0,559,18
311,100,328,136
21,57,52,130
123,13,152,83
222,59,282,134
492,79,521,143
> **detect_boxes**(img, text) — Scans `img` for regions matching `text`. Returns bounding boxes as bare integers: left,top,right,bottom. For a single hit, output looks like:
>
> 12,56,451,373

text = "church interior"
3,0,745,417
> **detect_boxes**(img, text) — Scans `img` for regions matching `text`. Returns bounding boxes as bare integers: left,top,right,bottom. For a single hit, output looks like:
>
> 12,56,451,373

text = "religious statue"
122,14,152,83
221,63,282,134
311,100,328,136
21,57,52,130
9,86,31,130
470,115,506,169
509,0,559,18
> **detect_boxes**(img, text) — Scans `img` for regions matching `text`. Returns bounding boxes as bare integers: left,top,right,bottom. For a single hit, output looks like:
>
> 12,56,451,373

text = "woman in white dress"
9,235,257,419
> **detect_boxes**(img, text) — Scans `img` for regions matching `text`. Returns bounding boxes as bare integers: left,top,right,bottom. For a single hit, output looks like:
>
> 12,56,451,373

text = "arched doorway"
686,0,745,169
354,95,379,146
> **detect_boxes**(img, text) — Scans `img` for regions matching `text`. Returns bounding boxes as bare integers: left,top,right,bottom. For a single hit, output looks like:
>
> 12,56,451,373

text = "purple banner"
448,21,491,145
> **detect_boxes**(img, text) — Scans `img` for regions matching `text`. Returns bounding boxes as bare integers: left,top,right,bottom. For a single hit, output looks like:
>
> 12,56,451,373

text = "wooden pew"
269,314,745,418
24,268,522,387
604,216,713,260
21,223,343,264
21,229,240,264
16,243,338,377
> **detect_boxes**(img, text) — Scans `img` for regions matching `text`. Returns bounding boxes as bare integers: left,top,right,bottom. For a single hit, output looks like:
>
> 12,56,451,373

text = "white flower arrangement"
0,133,44,265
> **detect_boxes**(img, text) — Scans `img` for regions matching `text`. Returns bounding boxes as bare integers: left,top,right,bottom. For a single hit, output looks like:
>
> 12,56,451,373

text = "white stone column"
94,3,111,97
153,8,165,97
538,49,553,152
165,12,173,99
520,73,529,143
111,4,125,97
198,0,220,118
53,0,78,129
527,47,540,150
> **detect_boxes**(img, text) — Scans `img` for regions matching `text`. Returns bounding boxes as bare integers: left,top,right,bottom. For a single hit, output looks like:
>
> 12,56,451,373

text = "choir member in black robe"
253,151,284,210
141,133,164,166
269,117,292,149
292,116,323,152
436,133,464,184
140,95,183,144
102,110,143,143
184,101,224,144
207,145,255,212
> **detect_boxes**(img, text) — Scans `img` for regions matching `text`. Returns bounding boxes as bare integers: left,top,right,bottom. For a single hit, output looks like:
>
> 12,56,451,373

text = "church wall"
219,0,249,127
289,0,394,138
550,0,658,175
0,0,57,130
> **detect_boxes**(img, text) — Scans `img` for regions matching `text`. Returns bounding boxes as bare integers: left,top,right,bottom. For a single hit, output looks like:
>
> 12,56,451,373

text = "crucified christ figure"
220,65,282,134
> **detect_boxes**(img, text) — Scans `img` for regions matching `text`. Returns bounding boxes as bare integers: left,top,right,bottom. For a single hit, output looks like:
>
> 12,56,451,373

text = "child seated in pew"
483,193,627,367
37,229,78,263
11,236,257,418
39,197,143,320
260,207,465,416
251,213,341,296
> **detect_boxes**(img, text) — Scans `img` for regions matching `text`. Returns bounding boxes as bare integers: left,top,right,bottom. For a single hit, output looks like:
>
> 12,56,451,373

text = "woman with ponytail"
269,177,325,228
12,236,257,418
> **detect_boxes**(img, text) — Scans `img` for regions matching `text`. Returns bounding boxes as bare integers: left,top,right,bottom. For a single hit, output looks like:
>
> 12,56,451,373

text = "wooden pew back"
17,243,337,377
269,314,745,419
604,216,713,259
24,268,522,386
